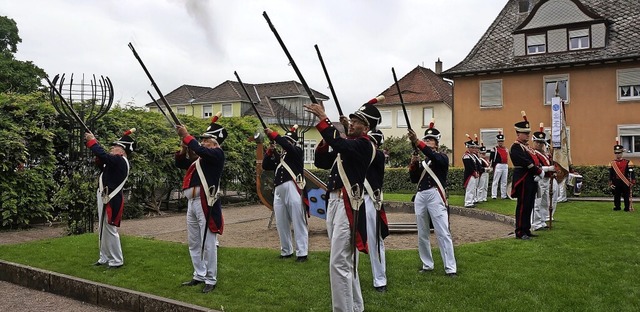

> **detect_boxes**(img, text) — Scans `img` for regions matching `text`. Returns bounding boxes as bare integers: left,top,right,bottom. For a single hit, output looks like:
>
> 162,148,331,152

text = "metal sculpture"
48,73,114,234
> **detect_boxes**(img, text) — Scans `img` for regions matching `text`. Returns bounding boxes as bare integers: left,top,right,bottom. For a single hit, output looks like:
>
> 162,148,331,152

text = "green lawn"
1,198,639,311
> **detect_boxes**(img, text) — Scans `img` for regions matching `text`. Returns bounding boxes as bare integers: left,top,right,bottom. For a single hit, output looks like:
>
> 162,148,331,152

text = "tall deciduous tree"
0,15,46,94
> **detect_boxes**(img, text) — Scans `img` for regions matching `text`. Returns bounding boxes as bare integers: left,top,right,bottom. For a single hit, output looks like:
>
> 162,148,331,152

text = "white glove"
534,171,544,182
542,166,555,172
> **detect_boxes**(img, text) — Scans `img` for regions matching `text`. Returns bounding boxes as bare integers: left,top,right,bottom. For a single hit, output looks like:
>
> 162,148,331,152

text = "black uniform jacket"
314,117,373,253
262,133,304,187
87,139,129,227
409,140,449,196
175,135,225,234
462,151,479,187
509,141,542,198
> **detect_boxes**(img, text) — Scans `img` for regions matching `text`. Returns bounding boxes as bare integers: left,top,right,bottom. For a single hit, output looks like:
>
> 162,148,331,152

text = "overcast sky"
1,0,506,118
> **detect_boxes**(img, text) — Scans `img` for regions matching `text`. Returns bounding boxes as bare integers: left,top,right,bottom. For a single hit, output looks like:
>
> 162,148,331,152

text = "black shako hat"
284,124,299,144
496,131,505,142
368,129,384,146
533,123,547,142
514,110,531,133
111,128,136,155
199,112,227,145
423,118,441,142
350,95,383,130
614,137,625,153
465,133,479,148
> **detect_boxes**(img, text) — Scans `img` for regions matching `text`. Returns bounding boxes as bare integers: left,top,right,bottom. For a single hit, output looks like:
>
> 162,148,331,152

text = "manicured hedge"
310,165,638,197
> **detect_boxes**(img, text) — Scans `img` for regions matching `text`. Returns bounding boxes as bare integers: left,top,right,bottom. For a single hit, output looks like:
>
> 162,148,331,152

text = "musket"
392,67,419,154
45,76,92,134
234,71,268,129
128,42,182,126
262,11,318,104
147,91,175,127
314,44,342,116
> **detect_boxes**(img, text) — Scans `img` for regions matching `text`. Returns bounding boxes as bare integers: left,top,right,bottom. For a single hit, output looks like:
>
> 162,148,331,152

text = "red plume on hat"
112,128,137,155
367,95,385,105
211,111,222,123
539,122,544,132
422,118,441,141
521,110,528,122
284,124,299,143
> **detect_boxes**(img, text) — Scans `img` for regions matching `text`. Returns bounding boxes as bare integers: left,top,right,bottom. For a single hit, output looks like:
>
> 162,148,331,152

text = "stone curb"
384,201,516,226
0,260,219,312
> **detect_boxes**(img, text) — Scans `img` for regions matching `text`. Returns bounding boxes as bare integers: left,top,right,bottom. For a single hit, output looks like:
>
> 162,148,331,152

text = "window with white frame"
396,109,410,128
480,129,502,151
177,106,186,115
618,125,640,154
544,75,569,105
480,80,503,108
617,68,640,101
569,29,590,50
222,104,233,117
527,34,546,54
303,140,317,163
422,107,434,127
378,110,391,129
203,105,213,118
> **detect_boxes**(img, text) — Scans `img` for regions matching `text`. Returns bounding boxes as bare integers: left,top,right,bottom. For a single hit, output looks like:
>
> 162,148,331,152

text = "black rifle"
234,71,268,129
392,67,419,154
314,44,342,116
147,91,175,127
263,11,318,104
128,42,181,126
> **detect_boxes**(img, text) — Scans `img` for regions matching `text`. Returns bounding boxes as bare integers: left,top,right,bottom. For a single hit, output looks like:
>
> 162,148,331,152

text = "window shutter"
618,69,640,86
481,80,502,107
527,34,545,45
569,29,588,38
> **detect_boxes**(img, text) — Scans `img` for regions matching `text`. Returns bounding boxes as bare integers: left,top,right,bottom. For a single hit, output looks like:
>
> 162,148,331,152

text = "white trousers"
96,190,123,267
364,195,386,288
556,177,568,202
533,178,559,229
414,188,457,274
491,163,509,199
464,176,478,206
326,191,363,312
184,188,218,286
273,181,308,257
477,173,489,202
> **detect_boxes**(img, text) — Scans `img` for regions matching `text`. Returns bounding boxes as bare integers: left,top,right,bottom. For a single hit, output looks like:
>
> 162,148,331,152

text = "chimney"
435,58,442,74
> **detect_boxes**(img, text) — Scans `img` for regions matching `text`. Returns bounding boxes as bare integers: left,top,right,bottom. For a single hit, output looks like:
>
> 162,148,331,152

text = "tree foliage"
0,92,59,227
0,15,46,94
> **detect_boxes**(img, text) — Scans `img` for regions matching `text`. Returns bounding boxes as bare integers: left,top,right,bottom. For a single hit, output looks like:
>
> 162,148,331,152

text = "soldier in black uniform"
175,118,227,293
509,111,543,240
262,125,309,262
609,139,635,211
304,96,381,312
462,135,480,208
364,129,389,292
408,120,457,277
85,128,136,269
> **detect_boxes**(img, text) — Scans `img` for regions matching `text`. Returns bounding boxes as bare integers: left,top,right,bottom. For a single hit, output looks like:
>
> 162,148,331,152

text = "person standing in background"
490,131,509,200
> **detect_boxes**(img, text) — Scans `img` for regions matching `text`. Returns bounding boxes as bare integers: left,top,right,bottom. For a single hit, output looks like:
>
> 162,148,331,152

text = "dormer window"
527,34,546,54
518,0,530,13
569,29,590,50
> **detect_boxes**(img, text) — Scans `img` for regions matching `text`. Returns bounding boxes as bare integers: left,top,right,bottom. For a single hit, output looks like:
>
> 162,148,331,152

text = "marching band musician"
262,125,309,262
85,128,136,269
609,138,636,212
531,124,557,231
509,111,544,240
175,116,226,294
408,120,457,277
304,97,381,312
